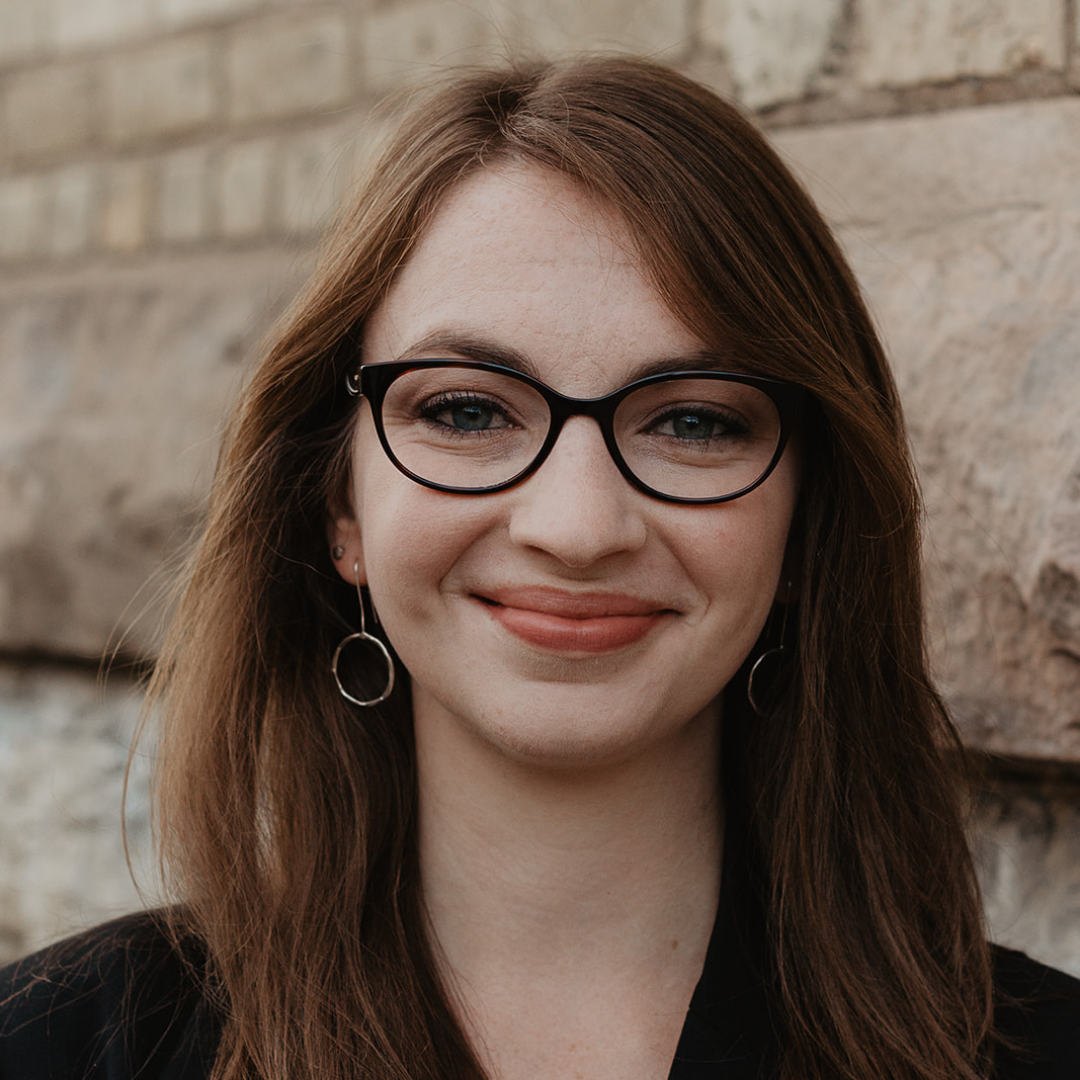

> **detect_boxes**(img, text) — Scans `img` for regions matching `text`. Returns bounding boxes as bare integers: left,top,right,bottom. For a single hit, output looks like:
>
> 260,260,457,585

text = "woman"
2,55,1078,1080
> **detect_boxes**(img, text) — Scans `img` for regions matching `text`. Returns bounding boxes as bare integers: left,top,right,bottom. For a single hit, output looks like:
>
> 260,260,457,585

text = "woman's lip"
477,586,669,618
473,588,673,653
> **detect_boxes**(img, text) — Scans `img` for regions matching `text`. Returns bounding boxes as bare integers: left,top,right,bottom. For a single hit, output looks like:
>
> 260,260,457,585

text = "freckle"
671,939,679,950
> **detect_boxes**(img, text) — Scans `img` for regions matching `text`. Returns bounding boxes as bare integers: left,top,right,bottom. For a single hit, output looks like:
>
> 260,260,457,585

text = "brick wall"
3,0,1077,267
1,0,1078,972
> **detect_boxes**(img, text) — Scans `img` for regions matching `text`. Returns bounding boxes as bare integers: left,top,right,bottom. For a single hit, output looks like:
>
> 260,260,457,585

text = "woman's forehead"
361,164,709,395
402,163,639,278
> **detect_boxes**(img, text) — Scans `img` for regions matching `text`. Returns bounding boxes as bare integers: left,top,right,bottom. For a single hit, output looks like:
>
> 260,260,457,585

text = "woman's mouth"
474,587,673,654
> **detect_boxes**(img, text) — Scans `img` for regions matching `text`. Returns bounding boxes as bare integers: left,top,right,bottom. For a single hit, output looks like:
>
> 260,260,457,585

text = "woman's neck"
415,694,724,989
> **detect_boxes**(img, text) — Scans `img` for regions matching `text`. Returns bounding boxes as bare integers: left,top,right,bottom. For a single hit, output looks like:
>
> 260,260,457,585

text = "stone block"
50,0,154,52
157,0,265,30
0,249,313,657
360,0,500,90
227,11,350,123
973,781,1080,977
157,147,210,243
0,664,150,963
489,0,690,61
360,0,688,89
776,97,1080,761
3,63,99,161
0,176,48,262
100,160,150,251
0,0,47,64
218,138,274,239
49,165,98,258
855,0,1067,87
277,126,352,235
106,36,217,145
699,0,844,108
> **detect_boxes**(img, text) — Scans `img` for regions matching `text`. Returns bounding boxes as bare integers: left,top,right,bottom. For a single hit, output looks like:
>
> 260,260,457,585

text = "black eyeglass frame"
347,359,808,505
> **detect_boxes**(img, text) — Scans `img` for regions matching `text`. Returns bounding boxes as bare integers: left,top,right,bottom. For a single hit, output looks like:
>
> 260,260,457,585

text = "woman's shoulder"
992,943,1080,1079
0,909,219,1080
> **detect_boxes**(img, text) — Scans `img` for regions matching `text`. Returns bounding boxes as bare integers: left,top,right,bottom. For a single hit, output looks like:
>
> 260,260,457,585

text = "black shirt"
3,894,1079,1079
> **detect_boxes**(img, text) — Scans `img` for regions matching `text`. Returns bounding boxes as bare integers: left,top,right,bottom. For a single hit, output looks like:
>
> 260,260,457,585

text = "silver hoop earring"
332,561,395,707
747,589,792,718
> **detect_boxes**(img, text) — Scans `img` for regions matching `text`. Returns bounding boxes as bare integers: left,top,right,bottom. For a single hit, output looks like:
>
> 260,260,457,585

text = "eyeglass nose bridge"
520,383,644,494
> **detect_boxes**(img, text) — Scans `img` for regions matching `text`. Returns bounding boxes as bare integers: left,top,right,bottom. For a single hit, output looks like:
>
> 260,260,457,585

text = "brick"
856,0,1067,87
218,139,273,239
974,785,1080,977
0,0,47,64
3,64,99,161
0,254,303,658
227,11,350,123
157,0,265,30
360,1,498,90
474,0,689,68
158,147,210,243
100,160,150,251
106,36,216,145
0,176,48,262
49,165,98,258
277,127,351,235
699,0,844,108
0,666,150,963
50,0,153,52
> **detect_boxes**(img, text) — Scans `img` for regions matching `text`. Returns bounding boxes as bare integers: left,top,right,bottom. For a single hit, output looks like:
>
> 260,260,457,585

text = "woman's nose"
506,417,648,567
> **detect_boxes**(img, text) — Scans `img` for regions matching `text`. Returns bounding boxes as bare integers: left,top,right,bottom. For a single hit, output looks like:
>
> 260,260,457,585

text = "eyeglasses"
346,360,806,505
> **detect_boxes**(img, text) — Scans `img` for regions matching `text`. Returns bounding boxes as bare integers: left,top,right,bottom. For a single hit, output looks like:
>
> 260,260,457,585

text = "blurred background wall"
1,0,1079,971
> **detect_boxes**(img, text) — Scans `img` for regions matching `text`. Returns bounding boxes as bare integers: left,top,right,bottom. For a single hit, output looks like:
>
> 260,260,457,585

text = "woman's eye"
420,394,512,432
651,408,746,441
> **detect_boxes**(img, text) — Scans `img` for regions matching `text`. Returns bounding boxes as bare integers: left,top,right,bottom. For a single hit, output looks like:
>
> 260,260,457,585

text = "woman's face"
334,164,799,769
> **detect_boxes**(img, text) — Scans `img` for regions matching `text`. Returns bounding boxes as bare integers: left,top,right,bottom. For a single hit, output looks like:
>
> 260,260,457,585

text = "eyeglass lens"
377,365,784,501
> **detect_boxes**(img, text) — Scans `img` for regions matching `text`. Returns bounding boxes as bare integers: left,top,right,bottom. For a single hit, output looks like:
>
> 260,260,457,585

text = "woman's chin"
414,681,720,777
482,720,652,771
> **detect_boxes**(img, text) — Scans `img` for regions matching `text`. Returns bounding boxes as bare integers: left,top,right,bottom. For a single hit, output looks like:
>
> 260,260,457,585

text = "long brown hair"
148,55,993,1080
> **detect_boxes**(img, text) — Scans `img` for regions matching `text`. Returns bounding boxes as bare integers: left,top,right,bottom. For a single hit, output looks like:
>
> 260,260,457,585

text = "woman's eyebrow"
395,332,540,378
627,351,744,380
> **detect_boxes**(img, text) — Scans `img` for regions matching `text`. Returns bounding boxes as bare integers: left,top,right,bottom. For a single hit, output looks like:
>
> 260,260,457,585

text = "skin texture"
331,164,800,1080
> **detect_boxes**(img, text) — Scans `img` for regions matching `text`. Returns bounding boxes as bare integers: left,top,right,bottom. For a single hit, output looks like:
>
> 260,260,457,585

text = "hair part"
147,55,993,1080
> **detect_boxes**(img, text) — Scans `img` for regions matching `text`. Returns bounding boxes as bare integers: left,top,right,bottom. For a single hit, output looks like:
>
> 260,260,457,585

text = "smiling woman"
2,55,1079,1080
336,165,801,774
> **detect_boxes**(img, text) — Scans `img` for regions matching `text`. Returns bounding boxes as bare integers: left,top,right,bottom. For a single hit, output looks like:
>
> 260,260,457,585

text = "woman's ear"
329,513,366,586
327,447,367,586
774,575,798,605
778,514,804,604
